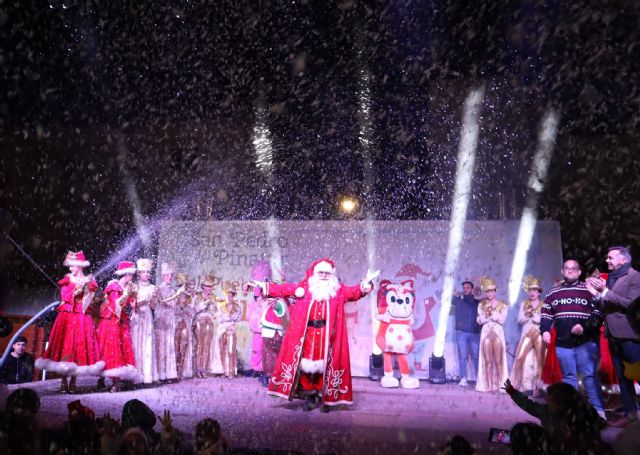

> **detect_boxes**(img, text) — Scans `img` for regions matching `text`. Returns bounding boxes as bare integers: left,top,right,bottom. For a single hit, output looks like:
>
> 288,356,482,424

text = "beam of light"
433,86,485,358
252,100,274,177
267,216,283,282
115,133,150,250
94,179,211,278
356,60,381,356
508,109,559,305
253,94,281,279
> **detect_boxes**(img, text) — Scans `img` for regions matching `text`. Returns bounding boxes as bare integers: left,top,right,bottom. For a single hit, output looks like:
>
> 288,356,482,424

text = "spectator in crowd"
509,422,547,455
0,336,35,384
195,418,228,455
437,434,474,455
0,388,42,454
503,379,611,454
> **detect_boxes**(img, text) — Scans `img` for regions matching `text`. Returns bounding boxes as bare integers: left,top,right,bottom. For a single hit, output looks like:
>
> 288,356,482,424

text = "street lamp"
339,196,358,215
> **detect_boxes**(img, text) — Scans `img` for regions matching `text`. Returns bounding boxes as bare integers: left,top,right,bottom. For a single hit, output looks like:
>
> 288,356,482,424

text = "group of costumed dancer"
36,252,244,392
34,250,635,419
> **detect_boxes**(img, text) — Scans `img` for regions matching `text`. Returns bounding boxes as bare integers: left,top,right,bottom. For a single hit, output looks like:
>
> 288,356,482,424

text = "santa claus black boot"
303,393,317,411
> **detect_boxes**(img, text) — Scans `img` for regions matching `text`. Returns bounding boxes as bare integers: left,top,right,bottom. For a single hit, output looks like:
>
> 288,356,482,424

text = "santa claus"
250,259,379,412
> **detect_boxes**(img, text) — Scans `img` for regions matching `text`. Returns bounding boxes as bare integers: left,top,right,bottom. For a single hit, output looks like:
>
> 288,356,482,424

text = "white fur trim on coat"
101,365,143,382
35,358,106,377
75,360,106,376
300,358,325,374
64,259,91,267
115,267,137,276
35,358,78,376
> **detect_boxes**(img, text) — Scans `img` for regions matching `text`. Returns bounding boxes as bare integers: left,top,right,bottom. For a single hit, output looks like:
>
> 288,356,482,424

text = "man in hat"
587,246,640,427
541,259,606,419
250,259,379,412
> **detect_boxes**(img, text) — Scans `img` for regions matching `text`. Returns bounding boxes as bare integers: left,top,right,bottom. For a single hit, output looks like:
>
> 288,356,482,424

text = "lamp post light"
339,196,358,215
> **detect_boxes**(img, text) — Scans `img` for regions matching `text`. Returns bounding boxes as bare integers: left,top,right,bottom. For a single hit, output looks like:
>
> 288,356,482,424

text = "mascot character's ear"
401,279,415,291
377,279,392,314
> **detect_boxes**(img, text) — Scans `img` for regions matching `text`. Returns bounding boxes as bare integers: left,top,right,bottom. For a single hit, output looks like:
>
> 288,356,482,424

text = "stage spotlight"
433,87,485,359
429,354,447,384
507,109,559,306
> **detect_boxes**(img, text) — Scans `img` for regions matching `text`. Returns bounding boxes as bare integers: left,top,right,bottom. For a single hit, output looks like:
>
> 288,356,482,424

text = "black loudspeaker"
368,353,384,381
429,354,446,384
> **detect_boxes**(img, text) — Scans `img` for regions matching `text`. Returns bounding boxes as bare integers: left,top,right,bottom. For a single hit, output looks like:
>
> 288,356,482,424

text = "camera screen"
488,428,511,445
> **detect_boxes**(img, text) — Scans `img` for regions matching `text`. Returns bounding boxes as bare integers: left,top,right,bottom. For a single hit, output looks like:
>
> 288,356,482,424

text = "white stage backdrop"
157,220,562,379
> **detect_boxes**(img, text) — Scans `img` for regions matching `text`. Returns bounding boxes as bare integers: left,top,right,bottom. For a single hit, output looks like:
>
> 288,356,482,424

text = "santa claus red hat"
63,251,90,268
115,261,137,276
307,258,336,278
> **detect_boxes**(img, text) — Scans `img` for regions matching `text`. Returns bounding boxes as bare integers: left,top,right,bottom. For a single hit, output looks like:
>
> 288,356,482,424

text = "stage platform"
6,376,622,454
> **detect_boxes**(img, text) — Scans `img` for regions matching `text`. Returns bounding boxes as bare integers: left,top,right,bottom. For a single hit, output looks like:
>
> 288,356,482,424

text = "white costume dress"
130,281,158,384
155,282,178,381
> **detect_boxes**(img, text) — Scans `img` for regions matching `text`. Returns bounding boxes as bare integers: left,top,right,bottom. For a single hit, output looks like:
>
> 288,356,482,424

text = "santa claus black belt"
307,319,326,328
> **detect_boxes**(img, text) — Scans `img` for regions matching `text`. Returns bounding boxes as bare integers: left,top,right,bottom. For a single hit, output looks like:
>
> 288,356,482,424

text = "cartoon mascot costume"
375,279,420,388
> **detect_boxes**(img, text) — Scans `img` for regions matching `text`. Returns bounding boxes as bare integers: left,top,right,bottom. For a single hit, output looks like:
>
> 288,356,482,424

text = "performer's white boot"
400,374,420,389
381,372,399,388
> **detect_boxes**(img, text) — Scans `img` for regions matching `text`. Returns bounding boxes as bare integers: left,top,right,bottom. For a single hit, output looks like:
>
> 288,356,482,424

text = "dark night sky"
1,0,640,297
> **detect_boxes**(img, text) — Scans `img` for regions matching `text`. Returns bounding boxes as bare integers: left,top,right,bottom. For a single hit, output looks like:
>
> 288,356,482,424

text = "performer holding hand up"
250,258,379,413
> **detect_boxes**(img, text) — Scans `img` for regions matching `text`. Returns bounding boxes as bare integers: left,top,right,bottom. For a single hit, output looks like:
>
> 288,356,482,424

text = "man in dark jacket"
587,246,640,428
452,281,481,387
0,336,35,384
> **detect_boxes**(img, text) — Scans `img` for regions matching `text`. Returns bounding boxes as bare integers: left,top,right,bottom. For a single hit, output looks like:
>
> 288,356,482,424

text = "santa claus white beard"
308,274,340,302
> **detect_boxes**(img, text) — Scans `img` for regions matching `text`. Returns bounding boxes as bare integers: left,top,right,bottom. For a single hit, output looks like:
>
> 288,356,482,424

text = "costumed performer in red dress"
250,258,379,412
96,261,141,391
36,251,105,393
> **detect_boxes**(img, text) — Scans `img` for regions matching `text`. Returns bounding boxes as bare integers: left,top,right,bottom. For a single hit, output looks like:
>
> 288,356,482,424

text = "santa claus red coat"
266,260,369,407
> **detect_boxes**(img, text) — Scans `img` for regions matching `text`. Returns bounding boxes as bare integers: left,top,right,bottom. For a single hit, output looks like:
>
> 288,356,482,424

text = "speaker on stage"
429,354,446,384
368,353,384,381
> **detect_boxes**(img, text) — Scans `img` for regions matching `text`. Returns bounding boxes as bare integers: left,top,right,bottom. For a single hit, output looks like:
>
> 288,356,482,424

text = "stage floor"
7,376,622,454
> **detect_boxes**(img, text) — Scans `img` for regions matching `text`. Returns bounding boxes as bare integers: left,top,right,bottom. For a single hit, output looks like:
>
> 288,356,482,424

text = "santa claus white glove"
248,280,268,295
361,269,380,293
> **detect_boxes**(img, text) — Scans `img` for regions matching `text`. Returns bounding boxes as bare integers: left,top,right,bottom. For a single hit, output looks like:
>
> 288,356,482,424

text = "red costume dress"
37,275,103,375
97,280,139,380
266,267,369,407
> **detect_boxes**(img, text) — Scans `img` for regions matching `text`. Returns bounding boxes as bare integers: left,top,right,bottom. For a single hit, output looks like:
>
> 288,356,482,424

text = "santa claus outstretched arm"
247,280,300,299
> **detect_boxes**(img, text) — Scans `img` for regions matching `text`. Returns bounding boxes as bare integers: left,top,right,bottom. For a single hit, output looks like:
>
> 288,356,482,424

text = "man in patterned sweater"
540,259,607,419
